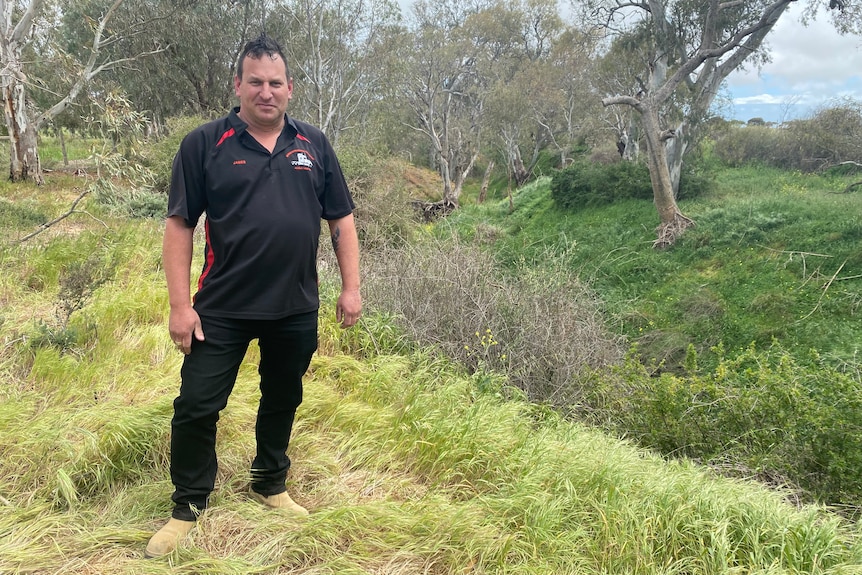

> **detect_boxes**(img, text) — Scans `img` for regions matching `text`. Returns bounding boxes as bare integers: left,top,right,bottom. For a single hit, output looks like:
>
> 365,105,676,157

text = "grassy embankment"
0,143,861,572
437,166,862,508
451,166,862,369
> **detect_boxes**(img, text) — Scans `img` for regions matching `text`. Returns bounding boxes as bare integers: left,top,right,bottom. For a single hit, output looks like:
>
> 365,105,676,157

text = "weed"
27,251,113,354
0,198,47,228
0,166,861,573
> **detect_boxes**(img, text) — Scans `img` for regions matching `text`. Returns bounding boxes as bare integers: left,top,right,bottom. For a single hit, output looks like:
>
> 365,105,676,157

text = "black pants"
169,311,318,521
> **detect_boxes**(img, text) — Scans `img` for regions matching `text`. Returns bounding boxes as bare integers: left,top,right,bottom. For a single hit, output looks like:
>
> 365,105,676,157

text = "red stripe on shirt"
196,218,215,297
216,128,236,147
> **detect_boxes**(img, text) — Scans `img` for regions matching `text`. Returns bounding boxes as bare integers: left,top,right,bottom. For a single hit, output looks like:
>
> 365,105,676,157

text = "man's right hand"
169,306,204,355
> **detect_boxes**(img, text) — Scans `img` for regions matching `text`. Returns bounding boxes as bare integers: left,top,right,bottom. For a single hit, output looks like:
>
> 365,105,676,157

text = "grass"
437,167,862,508
0,170,862,574
0,166,860,572
36,132,102,172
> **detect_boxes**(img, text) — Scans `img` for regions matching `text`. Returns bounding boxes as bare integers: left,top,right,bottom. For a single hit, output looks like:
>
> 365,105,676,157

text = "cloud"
728,3,862,97
724,4,862,121
732,93,787,106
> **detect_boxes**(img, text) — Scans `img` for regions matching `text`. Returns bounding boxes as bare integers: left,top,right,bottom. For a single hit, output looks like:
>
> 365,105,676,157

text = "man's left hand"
336,288,362,328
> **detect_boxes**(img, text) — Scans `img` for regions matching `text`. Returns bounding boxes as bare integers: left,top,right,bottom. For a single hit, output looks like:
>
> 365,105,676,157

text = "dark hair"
236,34,289,79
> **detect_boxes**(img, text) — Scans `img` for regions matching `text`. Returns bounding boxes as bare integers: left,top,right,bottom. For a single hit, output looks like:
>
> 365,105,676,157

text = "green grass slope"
449,166,862,370
0,179,861,573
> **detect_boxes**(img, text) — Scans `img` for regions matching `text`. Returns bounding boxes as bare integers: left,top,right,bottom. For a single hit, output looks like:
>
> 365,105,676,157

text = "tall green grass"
0,172,860,573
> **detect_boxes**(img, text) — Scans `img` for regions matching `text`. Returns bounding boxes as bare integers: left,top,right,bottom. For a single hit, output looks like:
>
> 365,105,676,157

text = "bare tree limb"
15,189,107,243
11,0,45,42
602,94,643,109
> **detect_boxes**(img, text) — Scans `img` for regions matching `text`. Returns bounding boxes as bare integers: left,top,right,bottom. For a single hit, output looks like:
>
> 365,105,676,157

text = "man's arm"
327,213,362,328
163,215,204,353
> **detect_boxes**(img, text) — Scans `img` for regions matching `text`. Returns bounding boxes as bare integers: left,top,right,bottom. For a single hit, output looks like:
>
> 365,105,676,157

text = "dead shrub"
361,236,625,406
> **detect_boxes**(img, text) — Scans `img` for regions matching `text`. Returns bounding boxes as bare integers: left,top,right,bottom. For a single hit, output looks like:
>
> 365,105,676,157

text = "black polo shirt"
167,108,355,320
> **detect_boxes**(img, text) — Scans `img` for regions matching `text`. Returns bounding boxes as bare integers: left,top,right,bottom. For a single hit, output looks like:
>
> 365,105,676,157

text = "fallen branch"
410,199,456,223
797,260,845,323
15,189,106,243
843,180,862,194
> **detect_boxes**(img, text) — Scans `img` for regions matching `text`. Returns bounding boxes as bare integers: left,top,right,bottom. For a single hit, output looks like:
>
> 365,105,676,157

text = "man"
145,34,361,558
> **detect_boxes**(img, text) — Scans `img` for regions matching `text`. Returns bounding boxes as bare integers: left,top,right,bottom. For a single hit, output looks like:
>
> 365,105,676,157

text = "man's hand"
169,306,204,354
336,288,362,328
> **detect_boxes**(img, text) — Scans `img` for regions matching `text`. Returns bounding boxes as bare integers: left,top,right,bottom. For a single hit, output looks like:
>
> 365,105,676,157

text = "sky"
723,3,862,123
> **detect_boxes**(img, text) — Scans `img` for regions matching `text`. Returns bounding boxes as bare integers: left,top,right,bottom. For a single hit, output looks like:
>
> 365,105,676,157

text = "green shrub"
712,100,862,171
677,142,718,200
89,153,166,219
712,125,781,168
29,319,96,354
550,159,652,210
27,251,112,354
591,343,862,506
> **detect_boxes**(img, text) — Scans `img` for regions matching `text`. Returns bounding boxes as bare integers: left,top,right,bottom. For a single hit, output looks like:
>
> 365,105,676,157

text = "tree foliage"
2,0,163,182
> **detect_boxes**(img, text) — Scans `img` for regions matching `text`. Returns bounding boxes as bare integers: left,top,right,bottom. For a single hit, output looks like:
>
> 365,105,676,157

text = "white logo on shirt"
292,152,314,169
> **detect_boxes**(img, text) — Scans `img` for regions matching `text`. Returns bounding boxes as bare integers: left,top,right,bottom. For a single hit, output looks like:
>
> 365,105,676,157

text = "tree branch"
655,0,793,103
15,189,107,243
35,0,165,129
11,0,44,43
602,94,643,110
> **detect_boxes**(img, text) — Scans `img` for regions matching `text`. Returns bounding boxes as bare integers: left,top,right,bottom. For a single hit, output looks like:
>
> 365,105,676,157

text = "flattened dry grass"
0,185,860,574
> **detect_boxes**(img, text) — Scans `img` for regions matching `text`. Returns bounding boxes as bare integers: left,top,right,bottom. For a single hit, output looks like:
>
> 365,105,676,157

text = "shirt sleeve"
167,129,208,227
320,134,356,221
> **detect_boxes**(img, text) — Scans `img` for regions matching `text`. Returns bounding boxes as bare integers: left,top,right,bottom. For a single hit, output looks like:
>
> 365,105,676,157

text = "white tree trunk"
2,0,45,182
666,121,687,197
2,66,43,183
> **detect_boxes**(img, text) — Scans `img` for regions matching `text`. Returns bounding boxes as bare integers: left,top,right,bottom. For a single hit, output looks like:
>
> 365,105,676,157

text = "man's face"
234,53,293,130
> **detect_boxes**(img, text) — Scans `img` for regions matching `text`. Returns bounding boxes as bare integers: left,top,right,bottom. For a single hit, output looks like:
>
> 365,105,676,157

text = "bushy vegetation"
713,100,862,171
140,115,213,194
330,148,423,250
550,153,716,211
359,224,624,405
3,129,862,571
588,343,862,507
550,158,653,209
88,112,211,219
444,162,862,509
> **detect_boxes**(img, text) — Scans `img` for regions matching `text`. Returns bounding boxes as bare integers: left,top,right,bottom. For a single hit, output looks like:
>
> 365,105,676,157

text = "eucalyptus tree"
581,0,859,247
479,0,564,186
267,0,401,146
593,27,653,161
538,26,603,166
400,0,502,207
1,0,163,182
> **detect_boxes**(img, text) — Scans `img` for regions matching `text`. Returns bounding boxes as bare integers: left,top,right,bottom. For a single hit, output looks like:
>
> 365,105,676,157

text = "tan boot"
249,488,309,516
144,518,196,558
